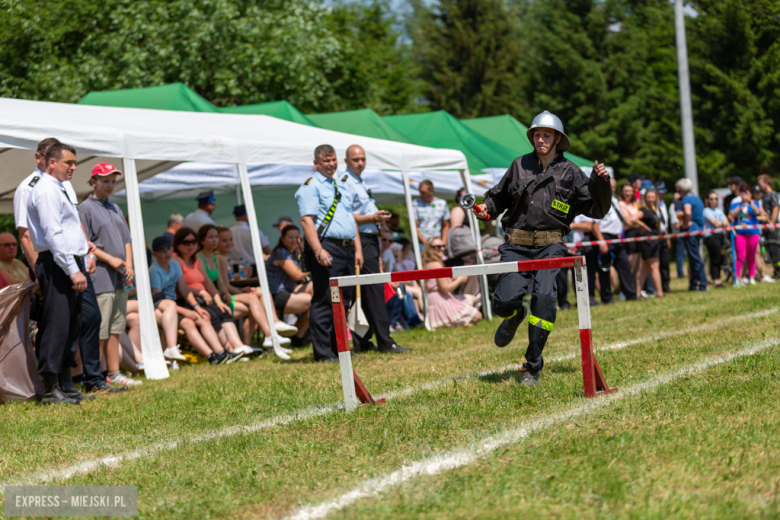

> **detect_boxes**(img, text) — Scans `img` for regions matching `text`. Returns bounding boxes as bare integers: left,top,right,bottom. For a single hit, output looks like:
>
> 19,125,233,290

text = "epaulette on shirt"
342,175,349,183
28,176,40,188
303,177,313,185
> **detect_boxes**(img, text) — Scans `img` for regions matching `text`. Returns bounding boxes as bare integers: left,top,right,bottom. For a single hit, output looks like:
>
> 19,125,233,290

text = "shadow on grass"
477,369,524,385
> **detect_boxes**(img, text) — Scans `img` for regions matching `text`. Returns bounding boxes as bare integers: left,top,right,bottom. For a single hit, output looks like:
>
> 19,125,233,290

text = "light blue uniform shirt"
341,169,380,234
295,171,356,240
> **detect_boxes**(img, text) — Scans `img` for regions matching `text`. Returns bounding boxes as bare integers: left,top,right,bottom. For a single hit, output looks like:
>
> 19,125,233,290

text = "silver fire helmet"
526,110,570,152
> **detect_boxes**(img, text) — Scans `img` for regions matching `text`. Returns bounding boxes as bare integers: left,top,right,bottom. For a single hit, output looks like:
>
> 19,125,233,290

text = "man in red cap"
79,163,141,388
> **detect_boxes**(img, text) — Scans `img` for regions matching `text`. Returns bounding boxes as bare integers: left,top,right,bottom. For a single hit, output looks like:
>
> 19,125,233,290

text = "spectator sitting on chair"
413,180,451,244
422,237,481,329
79,163,141,388
149,235,230,365
264,224,313,348
163,213,183,242
183,190,217,232
172,227,249,363
0,233,30,284
197,224,295,348
227,204,271,275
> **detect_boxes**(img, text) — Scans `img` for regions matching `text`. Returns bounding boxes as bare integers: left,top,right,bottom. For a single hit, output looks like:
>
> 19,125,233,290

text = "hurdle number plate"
551,199,570,214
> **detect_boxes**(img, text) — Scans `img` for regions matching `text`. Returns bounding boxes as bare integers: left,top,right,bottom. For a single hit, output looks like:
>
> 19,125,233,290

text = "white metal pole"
460,170,492,320
236,163,290,360
401,170,432,331
675,0,699,195
122,158,169,380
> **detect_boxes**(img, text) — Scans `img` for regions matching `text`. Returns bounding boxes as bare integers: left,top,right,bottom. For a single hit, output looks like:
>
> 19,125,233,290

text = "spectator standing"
670,193,687,278
758,174,780,279
341,144,409,354
635,189,664,298
628,173,644,202
163,213,184,242
618,182,645,271
729,182,765,285
227,204,271,273
26,143,90,405
264,225,312,347
0,233,30,284
653,181,672,293
677,178,708,291
183,190,217,232
702,190,729,288
296,144,362,362
272,215,294,235
590,178,637,302
422,237,481,329
723,176,742,214
413,180,451,245
79,163,141,387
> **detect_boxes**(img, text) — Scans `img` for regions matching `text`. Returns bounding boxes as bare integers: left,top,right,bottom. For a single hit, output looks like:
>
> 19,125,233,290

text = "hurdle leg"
574,257,617,397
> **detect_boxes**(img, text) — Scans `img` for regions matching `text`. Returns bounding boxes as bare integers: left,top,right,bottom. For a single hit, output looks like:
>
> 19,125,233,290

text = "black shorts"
177,296,233,331
638,235,661,260
273,291,292,315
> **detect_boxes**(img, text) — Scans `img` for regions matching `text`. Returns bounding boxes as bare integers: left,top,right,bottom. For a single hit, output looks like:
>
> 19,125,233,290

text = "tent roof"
383,111,518,174
78,83,218,113
308,109,415,144
220,100,319,127
461,114,593,168
0,98,467,212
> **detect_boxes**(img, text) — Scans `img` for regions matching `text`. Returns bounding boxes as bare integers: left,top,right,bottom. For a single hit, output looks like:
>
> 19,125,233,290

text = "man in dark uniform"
341,144,411,354
296,145,363,362
473,111,611,386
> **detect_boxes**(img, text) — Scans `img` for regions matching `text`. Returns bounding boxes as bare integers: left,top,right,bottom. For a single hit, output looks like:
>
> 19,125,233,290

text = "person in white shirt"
13,137,78,269
227,204,270,274
26,143,90,405
183,190,217,232
589,177,637,302
413,180,451,244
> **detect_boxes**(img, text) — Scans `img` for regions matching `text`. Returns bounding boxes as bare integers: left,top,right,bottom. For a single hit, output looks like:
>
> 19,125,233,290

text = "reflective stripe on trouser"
492,242,566,373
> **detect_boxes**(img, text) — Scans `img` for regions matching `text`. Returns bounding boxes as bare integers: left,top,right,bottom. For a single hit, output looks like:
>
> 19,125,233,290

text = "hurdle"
330,255,616,411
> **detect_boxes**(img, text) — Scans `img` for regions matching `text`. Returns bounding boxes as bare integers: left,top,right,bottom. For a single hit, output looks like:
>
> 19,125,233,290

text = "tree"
410,0,526,118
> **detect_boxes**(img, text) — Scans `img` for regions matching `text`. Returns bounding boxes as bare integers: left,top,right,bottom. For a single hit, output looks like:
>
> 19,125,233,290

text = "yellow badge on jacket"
551,199,570,214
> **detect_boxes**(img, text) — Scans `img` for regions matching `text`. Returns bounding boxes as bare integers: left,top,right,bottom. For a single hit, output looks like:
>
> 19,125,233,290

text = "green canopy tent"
220,101,319,127
308,109,414,144
460,114,595,169
78,83,218,112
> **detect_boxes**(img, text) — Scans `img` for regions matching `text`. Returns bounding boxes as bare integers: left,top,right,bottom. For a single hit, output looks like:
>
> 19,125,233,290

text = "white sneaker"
262,336,292,348
749,277,757,285
274,321,299,337
234,345,255,356
761,275,775,283
163,346,187,362
740,277,750,286
170,360,180,371
107,373,142,386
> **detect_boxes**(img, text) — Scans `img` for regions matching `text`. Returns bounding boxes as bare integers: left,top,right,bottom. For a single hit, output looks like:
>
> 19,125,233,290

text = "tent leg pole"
236,163,290,360
401,170,432,331
461,170,492,321
122,158,169,380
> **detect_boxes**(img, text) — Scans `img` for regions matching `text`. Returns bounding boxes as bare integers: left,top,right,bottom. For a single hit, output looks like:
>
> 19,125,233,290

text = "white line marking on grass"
7,308,777,487
284,338,780,520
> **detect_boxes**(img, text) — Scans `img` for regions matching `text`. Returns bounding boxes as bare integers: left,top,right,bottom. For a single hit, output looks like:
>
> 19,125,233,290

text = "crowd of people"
3,132,779,404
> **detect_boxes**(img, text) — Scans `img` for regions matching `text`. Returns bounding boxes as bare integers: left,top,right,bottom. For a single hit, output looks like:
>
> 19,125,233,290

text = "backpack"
447,226,477,259
481,235,504,264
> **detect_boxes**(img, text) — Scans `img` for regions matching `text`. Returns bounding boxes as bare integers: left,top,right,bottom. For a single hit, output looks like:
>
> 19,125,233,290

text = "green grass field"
2,277,779,519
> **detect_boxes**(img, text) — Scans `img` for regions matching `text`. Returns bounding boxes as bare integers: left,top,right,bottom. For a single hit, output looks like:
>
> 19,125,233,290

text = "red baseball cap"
90,162,123,179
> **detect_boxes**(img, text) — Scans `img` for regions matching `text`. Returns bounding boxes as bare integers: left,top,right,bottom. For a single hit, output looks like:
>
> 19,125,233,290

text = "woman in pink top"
422,237,481,329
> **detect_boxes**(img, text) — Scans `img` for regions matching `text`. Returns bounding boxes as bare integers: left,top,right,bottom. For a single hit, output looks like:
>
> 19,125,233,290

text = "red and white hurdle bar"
329,256,616,412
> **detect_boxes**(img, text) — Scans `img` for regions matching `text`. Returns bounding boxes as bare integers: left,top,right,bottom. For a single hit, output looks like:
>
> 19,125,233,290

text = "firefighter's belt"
504,228,563,247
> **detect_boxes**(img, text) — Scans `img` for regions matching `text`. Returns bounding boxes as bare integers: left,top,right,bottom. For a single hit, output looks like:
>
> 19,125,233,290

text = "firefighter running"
472,111,612,386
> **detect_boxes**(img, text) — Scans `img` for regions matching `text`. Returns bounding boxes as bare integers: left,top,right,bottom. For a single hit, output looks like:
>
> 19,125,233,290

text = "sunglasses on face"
0,242,16,247
181,239,197,246
381,238,392,243
432,245,446,250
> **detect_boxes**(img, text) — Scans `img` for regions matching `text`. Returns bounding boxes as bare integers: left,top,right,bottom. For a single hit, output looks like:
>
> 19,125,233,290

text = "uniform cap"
91,162,122,178
526,111,570,152
233,204,247,217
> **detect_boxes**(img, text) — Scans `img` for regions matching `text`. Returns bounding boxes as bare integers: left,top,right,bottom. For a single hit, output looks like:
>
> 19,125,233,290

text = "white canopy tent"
0,97,468,378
